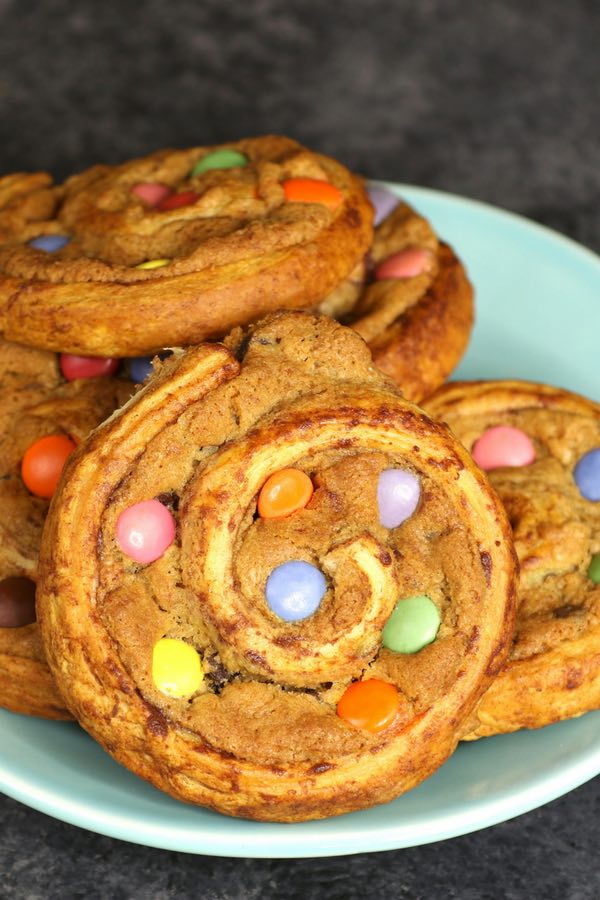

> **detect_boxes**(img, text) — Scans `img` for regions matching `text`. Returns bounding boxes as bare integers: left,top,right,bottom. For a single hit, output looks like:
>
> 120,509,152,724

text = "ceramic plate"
1,184,599,857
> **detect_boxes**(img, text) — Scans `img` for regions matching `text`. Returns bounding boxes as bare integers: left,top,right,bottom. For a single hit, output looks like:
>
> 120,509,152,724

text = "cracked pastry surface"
319,194,474,402
0,137,373,356
38,312,516,821
0,341,133,719
424,380,600,738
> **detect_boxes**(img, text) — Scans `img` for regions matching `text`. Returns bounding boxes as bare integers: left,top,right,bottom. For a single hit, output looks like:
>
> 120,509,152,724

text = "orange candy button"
336,679,400,733
21,434,76,499
282,177,343,211
258,468,314,519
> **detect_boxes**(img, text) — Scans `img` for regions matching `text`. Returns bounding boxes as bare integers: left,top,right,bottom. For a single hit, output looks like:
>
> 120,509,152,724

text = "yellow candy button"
135,258,171,270
152,638,203,698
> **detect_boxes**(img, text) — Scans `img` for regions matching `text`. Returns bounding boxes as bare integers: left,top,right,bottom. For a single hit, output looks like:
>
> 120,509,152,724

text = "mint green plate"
1,184,599,857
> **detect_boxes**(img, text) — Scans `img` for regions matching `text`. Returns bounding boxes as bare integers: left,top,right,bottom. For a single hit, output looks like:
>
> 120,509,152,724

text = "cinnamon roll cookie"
0,137,373,356
0,347,133,719
319,186,474,402
38,312,516,821
425,380,600,738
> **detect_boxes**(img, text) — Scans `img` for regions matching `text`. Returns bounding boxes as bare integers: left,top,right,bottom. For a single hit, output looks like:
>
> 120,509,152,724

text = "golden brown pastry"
319,191,474,402
0,349,133,719
38,313,516,820
0,137,373,356
424,380,600,738
0,337,61,429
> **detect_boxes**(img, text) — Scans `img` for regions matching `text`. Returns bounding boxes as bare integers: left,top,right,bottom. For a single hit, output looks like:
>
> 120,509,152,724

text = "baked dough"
425,380,600,738
0,137,373,356
0,336,61,429
0,344,133,718
319,198,474,401
38,313,516,820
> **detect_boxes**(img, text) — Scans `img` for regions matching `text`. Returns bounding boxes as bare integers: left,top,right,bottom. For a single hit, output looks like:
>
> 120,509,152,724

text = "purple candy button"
367,186,400,226
377,469,420,528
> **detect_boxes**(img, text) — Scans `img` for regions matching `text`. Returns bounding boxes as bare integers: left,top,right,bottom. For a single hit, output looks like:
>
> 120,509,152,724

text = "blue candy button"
129,356,154,383
129,352,171,384
29,235,70,252
574,448,600,500
265,560,326,622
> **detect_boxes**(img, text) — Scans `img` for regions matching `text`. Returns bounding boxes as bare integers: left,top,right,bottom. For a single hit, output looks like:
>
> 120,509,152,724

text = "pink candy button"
131,182,173,207
471,425,536,471
374,247,430,280
116,499,176,564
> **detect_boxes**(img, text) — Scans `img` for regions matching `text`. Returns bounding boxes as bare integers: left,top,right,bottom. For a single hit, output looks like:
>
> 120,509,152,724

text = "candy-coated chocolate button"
29,235,70,252
257,468,313,519
129,352,170,383
21,434,76,499
191,149,248,176
574,448,600,501
471,425,536,471
382,595,441,654
131,182,172,207
374,248,430,280
60,354,119,380
588,553,600,583
152,638,203,698
157,191,198,211
116,499,176,564
282,178,343,211
135,258,171,270
377,469,420,528
336,679,400,733
129,355,154,382
0,576,37,628
367,185,400,226
265,560,326,622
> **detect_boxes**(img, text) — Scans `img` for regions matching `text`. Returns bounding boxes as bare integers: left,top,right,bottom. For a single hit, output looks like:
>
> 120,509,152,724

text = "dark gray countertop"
1,1,599,896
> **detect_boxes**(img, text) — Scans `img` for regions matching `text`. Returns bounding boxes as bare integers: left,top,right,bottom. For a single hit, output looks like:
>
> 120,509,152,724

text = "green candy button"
191,149,248,177
382,595,441,654
588,553,600,583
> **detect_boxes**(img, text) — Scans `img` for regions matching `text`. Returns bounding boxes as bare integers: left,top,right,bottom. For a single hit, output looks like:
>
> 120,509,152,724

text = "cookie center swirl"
180,397,433,687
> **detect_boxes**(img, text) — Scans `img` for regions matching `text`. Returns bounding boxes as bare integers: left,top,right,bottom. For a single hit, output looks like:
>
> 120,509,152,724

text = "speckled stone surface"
1,0,599,896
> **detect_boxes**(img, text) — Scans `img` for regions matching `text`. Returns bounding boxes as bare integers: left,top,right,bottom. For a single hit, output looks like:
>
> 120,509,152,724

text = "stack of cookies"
0,136,597,822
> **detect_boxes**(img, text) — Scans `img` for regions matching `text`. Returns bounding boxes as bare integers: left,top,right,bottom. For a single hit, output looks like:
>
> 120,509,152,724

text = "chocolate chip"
205,653,231,692
553,604,580,619
0,576,37,627
378,550,392,567
233,331,253,361
155,491,180,512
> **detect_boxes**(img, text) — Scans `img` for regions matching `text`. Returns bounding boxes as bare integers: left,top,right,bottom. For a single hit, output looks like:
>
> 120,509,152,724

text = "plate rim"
1,182,600,857
1,712,600,857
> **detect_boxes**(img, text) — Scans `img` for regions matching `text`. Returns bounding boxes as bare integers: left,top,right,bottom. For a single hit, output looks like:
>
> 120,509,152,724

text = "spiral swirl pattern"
38,313,517,820
320,198,474,402
425,379,600,738
0,138,372,356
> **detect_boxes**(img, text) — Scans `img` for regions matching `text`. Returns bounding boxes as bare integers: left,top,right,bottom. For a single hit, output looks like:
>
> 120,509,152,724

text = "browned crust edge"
366,243,474,403
0,156,373,356
425,379,600,739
